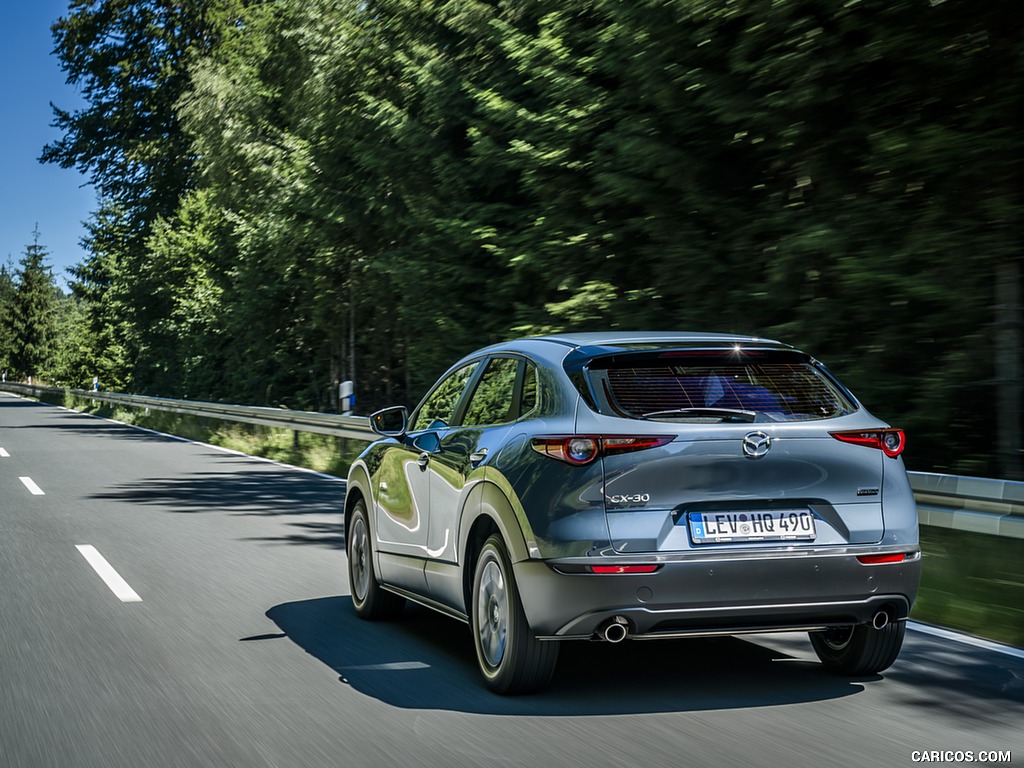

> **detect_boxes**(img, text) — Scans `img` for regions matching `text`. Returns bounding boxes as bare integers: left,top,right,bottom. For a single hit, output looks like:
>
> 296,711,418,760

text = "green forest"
0,0,1019,479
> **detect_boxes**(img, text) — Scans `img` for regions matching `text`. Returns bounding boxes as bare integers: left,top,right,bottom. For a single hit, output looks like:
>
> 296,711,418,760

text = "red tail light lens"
830,428,905,458
590,565,661,574
531,436,598,465
856,553,906,565
602,436,674,455
531,435,673,465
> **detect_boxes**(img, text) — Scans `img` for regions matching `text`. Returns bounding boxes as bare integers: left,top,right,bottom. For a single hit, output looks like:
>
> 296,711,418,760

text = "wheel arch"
459,480,531,615
344,460,374,542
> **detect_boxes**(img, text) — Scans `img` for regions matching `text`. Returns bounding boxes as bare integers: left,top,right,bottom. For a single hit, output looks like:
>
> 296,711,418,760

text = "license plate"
688,509,816,544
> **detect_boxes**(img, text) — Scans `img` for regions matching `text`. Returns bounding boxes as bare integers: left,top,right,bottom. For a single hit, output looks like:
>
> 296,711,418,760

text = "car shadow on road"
264,595,865,716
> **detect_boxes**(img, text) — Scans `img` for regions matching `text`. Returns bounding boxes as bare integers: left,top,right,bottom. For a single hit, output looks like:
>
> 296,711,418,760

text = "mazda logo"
742,431,772,459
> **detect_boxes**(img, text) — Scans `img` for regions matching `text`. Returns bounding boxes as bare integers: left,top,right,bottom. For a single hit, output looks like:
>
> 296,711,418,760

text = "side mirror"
369,406,408,438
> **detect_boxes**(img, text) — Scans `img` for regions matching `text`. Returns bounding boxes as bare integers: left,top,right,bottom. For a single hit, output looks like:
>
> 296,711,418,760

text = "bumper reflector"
589,565,661,574
856,553,906,565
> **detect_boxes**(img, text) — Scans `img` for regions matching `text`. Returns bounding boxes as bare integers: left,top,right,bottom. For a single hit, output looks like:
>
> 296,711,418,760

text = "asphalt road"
1,393,1022,768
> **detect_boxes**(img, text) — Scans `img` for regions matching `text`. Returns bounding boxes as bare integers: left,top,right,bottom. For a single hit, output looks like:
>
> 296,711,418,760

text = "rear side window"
463,357,519,426
461,358,540,425
519,362,538,417
589,352,855,422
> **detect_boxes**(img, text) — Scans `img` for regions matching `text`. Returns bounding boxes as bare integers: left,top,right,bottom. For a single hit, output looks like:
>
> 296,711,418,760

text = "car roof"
466,331,792,368
531,331,784,347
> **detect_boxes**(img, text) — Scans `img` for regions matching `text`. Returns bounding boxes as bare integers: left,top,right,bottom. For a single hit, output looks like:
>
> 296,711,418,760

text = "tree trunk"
995,259,1022,480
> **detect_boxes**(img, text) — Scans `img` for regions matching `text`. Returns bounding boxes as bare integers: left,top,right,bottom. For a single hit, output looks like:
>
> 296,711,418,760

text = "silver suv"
345,332,920,694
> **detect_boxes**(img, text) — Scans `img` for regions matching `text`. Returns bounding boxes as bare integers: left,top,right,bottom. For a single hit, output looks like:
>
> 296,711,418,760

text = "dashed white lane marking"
19,477,44,495
0,447,10,457
908,621,1024,660
75,545,143,603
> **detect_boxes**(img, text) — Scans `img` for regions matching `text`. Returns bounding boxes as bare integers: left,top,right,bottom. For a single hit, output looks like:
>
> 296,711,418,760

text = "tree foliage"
11,231,61,379
0,264,17,376
40,0,1022,477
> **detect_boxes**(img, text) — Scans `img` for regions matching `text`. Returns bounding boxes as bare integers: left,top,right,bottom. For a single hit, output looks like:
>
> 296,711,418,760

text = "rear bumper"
513,546,921,639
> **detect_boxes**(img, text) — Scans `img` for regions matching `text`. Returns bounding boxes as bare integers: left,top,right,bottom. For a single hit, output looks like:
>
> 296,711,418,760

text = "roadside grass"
912,526,1024,648
37,389,1024,649
53,391,365,478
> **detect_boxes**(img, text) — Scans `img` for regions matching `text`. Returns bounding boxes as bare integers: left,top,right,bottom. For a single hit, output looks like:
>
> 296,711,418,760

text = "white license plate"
688,509,816,544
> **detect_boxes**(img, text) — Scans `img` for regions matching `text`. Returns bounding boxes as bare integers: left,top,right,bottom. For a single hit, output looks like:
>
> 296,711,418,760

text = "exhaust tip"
872,610,890,630
600,617,630,643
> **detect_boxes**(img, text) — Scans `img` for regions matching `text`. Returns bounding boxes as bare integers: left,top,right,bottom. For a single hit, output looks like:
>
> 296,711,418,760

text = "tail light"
830,428,905,458
531,435,673,465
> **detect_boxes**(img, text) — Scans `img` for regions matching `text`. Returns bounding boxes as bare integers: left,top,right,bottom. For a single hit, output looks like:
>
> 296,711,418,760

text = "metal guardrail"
3,382,1023,540
910,472,1024,540
0,382,374,441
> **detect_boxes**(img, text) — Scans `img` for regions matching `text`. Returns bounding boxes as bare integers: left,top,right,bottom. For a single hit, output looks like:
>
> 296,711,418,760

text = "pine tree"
12,229,59,380
0,263,16,377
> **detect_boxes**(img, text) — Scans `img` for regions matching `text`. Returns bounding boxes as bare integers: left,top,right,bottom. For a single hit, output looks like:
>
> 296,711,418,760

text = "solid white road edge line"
19,477,45,495
75,545,143,603
92,417,343,482
908,621,1024,660
1,390,346,483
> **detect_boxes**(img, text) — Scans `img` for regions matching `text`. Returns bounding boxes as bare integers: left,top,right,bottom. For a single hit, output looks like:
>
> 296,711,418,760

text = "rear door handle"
470,448,488,467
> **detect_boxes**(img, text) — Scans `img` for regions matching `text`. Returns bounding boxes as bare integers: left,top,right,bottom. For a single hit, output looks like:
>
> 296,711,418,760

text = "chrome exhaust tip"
872,610,890,630
600,617,630,643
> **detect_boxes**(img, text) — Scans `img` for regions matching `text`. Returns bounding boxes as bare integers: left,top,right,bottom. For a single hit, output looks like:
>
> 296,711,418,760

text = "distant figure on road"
93,376,99,392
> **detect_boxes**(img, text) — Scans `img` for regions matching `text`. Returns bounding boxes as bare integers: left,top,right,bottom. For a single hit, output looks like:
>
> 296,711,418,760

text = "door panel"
373,360,481,590
424,356,523,566
425,426,512,563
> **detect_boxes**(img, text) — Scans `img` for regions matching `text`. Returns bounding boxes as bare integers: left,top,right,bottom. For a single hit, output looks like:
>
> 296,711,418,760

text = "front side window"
411,362,480,432
463,357,520,426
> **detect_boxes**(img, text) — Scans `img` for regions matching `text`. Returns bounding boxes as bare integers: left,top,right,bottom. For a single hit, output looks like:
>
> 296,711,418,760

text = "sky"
0,1,96,291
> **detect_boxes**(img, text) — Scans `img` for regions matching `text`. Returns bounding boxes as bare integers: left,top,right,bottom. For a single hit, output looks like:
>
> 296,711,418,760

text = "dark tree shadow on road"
89,467,348,549
0,398,192,443
264,596,869,716
882,633,1024,726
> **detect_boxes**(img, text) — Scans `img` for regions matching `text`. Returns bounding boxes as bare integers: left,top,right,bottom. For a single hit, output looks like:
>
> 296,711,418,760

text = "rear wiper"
641,407,758,423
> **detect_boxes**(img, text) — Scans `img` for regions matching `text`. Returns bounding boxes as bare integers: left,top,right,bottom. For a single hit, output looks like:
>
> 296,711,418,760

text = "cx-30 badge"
742,431,772,459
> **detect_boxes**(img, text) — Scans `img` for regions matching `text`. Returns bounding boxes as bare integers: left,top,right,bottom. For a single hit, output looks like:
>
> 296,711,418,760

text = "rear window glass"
589,354,855,422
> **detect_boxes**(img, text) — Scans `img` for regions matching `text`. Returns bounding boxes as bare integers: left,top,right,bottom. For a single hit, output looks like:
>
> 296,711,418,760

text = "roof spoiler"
562,342,796,372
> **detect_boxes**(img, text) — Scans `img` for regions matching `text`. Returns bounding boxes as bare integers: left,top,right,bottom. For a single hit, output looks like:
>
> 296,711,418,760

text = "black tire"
810,621,906,675
347,499,404,620
471,534,559,695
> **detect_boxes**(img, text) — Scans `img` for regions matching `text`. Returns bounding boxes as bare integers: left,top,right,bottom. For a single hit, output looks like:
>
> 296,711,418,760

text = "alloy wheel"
476,558,509,668
350,515,370,602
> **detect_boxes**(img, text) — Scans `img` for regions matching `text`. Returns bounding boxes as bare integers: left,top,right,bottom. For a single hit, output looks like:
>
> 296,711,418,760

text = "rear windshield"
586,351,856,422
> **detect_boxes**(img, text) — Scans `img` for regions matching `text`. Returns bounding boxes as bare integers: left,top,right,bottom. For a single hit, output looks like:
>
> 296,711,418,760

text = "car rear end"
513,338,920,654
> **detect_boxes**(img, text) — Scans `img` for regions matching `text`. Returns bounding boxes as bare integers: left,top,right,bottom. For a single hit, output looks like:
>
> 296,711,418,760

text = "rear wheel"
810,621,906,675
471,534,559,694
347,499,404,619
